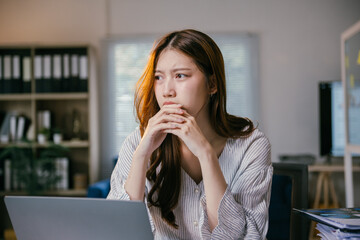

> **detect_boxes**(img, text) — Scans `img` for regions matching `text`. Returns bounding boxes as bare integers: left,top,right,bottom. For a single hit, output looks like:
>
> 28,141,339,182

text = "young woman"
107,29,273,239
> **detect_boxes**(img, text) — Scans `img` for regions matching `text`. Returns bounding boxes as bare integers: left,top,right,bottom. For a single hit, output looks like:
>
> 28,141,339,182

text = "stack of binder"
0,111,31,143
0,46,89,94
34,47,88,93
0,48,32,94
294,208,360,239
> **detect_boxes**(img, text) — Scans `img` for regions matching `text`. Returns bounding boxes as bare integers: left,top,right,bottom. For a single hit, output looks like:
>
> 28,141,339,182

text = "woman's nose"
163,79,176,97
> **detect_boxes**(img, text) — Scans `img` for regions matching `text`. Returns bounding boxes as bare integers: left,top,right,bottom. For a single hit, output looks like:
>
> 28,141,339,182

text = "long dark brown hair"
134,29,255,228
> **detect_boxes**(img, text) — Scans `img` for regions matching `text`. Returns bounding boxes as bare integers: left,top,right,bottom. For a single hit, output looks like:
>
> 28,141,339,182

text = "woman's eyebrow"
172,68,192,72
155,68,193,73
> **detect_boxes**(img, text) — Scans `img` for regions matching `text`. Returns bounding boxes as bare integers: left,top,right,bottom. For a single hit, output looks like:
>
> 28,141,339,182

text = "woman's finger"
149,114,185,128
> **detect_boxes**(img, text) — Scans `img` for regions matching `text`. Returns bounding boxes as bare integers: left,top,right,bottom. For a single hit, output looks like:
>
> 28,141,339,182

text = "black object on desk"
267,162,309,240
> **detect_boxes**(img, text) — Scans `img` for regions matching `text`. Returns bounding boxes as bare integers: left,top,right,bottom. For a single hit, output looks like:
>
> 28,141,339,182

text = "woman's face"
154,49,211,118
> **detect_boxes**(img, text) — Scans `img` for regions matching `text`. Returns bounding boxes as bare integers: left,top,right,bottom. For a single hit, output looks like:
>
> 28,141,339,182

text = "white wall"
0,0,106,47
107,0,360,162
1,0,360,204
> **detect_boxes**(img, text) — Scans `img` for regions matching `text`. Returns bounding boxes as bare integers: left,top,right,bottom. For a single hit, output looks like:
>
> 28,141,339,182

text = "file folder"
22,56,31,93
43,54,52,92
20,48,32,93
62,53,70,92
9,114,17,142
53,54,62,92
79,48,88,92
16,115,31,141
0,55,3,93
3,54,12,93
12,54,21,93
0,112,12,143
70,49,80,92
34,54,43,93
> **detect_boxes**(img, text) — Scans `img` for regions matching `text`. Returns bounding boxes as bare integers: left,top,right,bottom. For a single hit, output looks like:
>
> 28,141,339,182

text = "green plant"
38,127,51,138
51,127,62,134
0,143,69,195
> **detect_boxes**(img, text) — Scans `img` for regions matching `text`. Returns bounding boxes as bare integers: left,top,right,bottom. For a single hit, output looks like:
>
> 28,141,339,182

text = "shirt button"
195,188,199,193
193,220,198,227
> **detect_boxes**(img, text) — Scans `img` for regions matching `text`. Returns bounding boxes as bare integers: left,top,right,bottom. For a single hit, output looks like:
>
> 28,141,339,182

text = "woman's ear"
210,87,217,95
208,75,217,95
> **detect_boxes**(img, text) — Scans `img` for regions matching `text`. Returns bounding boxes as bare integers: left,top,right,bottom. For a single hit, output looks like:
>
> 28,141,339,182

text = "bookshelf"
0,44,99,195
0,44,99,238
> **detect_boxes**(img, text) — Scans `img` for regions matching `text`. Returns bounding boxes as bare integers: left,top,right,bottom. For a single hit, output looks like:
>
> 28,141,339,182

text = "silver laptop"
5,196,153,240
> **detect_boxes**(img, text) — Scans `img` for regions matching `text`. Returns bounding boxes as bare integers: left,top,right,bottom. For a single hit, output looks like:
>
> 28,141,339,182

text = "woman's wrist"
133,147,151,165
197,142,217,164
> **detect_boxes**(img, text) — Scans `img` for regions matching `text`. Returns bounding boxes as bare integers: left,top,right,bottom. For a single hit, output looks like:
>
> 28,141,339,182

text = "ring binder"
3,54,12,93
79,48,88,92
34,54,43,93
0,54,3,93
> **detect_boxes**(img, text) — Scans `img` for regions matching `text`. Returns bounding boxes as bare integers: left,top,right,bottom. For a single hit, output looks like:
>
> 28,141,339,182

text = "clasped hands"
138,103,211,160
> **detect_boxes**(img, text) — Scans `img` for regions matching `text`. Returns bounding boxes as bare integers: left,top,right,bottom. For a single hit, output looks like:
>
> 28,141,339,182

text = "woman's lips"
163,101,177,106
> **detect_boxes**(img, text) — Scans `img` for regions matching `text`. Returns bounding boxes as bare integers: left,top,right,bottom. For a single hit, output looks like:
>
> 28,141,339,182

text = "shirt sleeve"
106,129,140,200
106,129,156,233
201,132,273,240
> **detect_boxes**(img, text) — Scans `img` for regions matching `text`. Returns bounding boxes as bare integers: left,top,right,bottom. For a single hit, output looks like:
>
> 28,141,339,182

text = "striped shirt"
107,128,273,240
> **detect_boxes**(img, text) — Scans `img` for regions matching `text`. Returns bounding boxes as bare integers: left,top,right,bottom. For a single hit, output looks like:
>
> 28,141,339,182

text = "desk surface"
308,164,360,172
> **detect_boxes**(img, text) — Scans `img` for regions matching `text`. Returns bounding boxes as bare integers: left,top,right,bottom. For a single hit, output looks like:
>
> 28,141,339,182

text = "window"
100,33,259,178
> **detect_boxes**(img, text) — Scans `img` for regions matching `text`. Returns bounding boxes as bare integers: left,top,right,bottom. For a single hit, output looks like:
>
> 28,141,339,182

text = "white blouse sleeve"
107,129,140,200
201,133,273,240
106,129,156,233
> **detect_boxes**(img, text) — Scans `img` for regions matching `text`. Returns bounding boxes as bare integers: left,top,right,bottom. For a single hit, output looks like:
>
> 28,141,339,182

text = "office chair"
267,162,309,240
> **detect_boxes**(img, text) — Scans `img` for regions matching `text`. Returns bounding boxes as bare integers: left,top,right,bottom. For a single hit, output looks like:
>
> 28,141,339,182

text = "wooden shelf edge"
37,140,89,148
0,141,89,148
0,94,32,101
34,93,88,100
0,189,87,197
0,142,33,148
0,93,88,101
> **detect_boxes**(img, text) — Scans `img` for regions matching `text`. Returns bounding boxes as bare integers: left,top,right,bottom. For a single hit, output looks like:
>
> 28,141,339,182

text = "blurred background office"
0,0,359,208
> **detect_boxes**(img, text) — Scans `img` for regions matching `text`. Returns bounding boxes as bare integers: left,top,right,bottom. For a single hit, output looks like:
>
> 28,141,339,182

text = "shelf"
0,189,87,197
0,93,88,101
34,93,88,100
0,142,33,148
0,140,89,148
0,94,32,101
36,140,89,148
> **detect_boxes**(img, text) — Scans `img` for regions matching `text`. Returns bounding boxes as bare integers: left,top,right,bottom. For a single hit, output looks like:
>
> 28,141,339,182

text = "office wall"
1,0,360,205
108,0,360,162
0,0,106,47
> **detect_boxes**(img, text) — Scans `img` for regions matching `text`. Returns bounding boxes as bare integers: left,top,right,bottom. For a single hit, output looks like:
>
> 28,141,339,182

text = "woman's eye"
175,73,186,79
154,75,162,80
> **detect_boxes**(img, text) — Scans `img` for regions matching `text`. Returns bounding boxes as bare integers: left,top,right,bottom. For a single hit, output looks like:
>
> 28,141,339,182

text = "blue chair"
88,161,309,239
87,178,111,198
87,157,117,198
267,162,309,240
